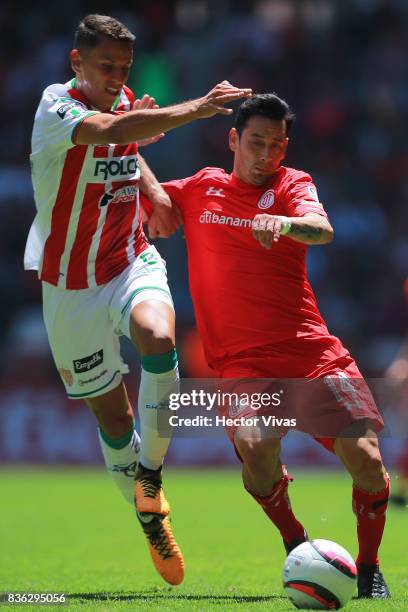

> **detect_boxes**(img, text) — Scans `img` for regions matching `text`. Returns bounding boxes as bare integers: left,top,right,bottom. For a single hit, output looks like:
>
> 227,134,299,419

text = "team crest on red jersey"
257,189,275,210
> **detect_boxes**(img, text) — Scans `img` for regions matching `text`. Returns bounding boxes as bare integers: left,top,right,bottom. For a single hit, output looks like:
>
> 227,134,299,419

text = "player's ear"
281,137,289,160
229,128,239,153
70,49,81,74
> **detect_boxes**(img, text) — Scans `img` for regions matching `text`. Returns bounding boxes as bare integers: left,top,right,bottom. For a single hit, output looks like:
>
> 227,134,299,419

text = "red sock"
247,465,305,545
353,476,390,567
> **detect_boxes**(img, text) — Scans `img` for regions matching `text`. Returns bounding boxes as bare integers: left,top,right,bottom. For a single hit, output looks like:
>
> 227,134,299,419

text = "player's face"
229,116,288,186
70,36,133,111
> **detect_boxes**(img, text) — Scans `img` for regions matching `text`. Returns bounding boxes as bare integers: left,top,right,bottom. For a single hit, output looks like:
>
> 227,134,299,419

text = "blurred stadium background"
0,0,407,468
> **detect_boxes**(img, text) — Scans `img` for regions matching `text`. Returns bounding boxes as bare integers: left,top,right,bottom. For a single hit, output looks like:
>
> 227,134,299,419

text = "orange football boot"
135,467,170,516
135,465,184,585
138,514,185,585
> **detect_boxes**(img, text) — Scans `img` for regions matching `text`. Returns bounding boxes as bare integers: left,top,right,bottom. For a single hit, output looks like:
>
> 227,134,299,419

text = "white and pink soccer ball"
283,539,357,609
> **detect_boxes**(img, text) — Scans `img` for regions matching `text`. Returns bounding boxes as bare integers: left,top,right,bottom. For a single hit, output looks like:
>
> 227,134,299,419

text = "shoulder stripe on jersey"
41,146,88,285
71,112,98,145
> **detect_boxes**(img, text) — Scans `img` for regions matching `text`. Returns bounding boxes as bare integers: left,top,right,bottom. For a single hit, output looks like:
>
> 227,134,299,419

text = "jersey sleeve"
31,89,98,156
283,172,328,218
139,176,195,220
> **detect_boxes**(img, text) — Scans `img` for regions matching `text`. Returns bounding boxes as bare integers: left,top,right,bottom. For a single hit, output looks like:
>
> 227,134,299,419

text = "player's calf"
87,384,140,504
98,426,141,504
334,435,387,491
336,434,390,593
234,428,282,496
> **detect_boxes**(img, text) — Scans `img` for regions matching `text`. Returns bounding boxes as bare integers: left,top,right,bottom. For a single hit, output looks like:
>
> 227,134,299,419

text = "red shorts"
216,353,384,455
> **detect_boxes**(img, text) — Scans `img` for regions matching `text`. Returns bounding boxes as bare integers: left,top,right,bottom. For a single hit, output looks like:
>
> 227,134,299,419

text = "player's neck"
71,77,118,112
231,169,276,188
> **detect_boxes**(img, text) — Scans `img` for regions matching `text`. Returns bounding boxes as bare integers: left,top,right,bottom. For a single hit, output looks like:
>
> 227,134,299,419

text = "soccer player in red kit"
142,94,391,599
386,280,408,508
387,334,408,507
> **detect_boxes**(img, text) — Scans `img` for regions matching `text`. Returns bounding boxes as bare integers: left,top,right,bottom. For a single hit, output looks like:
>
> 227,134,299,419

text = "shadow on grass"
69,591,286,604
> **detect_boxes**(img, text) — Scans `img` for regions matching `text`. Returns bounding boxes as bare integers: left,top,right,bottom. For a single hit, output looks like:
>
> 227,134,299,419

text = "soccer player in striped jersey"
142,94,391,599
24,13,251,586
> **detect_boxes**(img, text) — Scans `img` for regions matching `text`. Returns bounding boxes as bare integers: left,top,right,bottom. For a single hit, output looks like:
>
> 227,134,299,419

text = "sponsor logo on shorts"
58,368,73,386
78,369,108,386
140,251,159,265
73,349,103,373
257,189,275,210
229,398,250,417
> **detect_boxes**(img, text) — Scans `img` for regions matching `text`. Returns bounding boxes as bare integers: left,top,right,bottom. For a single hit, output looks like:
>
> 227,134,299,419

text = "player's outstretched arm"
138,154,182,238
252,212,333,249
126,94,181,237
75,81,252,145
132,94,165,147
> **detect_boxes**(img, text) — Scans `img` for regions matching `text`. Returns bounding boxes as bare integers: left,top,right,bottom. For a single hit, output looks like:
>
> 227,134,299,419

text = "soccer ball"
283,539,357,609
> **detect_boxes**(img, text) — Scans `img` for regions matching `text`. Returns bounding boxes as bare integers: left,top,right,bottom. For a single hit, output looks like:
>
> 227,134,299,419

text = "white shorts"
42,245,174,400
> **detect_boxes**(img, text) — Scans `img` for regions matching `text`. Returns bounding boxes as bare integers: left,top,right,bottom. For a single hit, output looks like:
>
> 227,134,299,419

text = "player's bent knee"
130,302,175,355
358,451,384,479
235,433,280,465
138,326,175,355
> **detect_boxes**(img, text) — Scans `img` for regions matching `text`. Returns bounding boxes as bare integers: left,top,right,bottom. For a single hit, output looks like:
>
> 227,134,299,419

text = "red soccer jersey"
142,166,348,372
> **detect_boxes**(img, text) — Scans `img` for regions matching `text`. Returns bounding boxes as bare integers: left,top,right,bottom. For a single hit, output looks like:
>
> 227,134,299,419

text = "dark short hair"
234,93,295,136
74,14,135,51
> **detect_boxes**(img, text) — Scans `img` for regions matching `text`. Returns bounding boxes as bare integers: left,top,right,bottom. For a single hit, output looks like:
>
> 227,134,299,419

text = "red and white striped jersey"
24,79,149,289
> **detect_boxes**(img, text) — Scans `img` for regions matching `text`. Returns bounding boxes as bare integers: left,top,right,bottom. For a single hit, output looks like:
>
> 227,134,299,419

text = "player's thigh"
42,282,128,400
110,245,175,354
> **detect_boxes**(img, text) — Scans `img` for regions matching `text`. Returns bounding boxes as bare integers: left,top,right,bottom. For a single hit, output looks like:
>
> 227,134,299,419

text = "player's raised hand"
132,95,165,146
133,94,158,111
252,214,291,249
195,81,252,118
147,192,183,239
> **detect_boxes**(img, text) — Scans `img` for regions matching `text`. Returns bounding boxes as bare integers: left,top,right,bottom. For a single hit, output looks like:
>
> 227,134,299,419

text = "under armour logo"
206,186,224,196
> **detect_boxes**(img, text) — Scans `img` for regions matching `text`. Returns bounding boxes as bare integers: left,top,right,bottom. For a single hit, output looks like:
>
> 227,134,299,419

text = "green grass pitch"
0,468,407,610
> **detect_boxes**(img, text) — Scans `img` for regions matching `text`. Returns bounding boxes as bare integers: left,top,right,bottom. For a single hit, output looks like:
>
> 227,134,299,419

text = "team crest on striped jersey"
257,189,275,210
